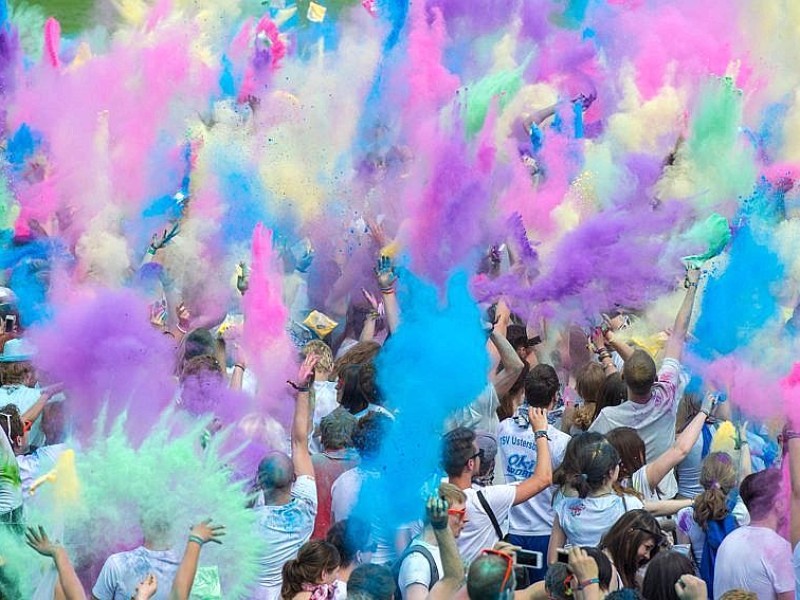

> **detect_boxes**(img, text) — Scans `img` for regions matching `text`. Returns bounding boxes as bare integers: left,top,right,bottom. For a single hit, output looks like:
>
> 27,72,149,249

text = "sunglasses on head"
481,549,514,592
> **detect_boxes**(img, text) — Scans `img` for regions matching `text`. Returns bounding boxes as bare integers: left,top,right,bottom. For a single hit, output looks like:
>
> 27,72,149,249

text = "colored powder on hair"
365,269,488,524
692,224,783,358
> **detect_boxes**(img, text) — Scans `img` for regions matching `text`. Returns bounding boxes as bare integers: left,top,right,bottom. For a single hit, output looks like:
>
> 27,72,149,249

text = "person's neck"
627,390,649,404
143,537,170,551
263,488,292,506
449,473,472,491
749,515,779,532
315,369,332,382
589,482,615,497
338,563,357,583
422,525,440,546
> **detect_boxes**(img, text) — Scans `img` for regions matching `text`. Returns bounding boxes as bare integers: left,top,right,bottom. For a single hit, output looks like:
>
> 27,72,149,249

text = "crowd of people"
0,227,796,600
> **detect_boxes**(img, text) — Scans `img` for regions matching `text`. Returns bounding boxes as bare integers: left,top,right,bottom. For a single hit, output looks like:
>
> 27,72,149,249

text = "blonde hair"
438,482,467,506
693,452,737,528
719,591,757,600
573,362,605,430
304,340,334,373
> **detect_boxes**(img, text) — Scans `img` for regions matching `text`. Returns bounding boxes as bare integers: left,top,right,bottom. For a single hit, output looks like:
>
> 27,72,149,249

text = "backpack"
698,493,740,599
393,541,440,599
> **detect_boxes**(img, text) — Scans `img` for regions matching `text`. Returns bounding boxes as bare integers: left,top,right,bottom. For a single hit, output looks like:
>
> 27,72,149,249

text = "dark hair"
641,551,695,600
0,362,34,387
544,562,570,600
606,427,646,482
281,540,341,599
601,510,663,588
506,324,528,351
583,546,614,591
320,407,357,451
595,373,627,416
442,427,477,478
0,404,24,447
604,590,646,600
348,563,395,600
352,412,391,460
524,364,560,408
181,329,217,362
467,553,515,599
180,354,224,382
622,350,657,397
554,432,620,498
498,363,530,421
693,452,737,528
326,518,372,567
740,469,782,521
339,364,372,414
334,341,381,379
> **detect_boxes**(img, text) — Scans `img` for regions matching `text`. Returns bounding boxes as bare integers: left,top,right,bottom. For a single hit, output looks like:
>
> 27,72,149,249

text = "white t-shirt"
310,380,340,453
713,526,795,600
0,384,46,447
456,484,516,564
589,358,684,498
554,493,644,548
352,403,394,421
331,467,395,565
446,384,500,435
630,466,660,502
675,500,749,566
17,443,68,497
497,420,570,536
92,546,181,600
398,538,444,597
253,475,317,595
793,543,800,598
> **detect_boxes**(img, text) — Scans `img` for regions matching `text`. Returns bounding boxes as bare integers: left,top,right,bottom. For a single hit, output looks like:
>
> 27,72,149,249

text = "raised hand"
25,525,60,558
567,547,599,586
426,495,449,530
674,574,707,600
375,255,398,292
297,354,319,386
190,518,226,545
528,406,548,432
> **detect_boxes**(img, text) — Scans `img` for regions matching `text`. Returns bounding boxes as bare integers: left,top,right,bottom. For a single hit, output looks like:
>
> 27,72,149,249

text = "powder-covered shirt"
713,526,795,600
589,358,684,499
445,384,500,436
92,546,181,600
17,443,68,497
554,493,644,548
397,538,444,597
497,420,570,536
253,475,317,593
676,500,749,566
456,484,516,564
311,449,359,539
0,423,22,516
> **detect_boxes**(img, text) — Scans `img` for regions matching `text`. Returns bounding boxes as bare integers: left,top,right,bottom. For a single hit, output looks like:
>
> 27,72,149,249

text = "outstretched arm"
787,428,800,548
514,407,552,505
663,268,701,362
645,393,716,490
376,256,400,334
25,526,86,600
169,520,226,600
291,355,317,479
426,497,465,600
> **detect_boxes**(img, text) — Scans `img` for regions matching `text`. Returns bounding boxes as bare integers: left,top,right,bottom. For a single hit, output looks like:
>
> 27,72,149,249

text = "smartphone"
516,549,543,570
4,315,15,333
556,548,570,564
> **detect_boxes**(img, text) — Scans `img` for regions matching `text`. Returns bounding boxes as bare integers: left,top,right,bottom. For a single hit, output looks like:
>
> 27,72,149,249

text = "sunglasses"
447,507,467,519
481,549,514,592
468,448,485,463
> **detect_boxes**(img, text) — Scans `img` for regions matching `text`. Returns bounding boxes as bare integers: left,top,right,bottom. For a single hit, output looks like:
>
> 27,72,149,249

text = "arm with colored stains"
291,355,317,479
663,268,701,362
25,527,86,600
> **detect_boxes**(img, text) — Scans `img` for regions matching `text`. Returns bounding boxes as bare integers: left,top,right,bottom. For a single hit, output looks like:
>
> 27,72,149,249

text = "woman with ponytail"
281,540,341,600
676,452,749,593
547,433,644,564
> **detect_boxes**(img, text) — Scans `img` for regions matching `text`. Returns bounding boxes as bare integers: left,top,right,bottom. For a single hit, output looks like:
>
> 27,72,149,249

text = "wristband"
188,535,206,546
233,363,246,371
176,324,187,334
577,578,600,590
287,380,311,393
534,430,549,441
785,431,800,440
430,519,448,530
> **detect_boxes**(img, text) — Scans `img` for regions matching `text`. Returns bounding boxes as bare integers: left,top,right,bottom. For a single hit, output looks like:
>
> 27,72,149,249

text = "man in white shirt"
498,364,570,583
396,483,467,599
713,469,794,600
589,269,700,499
252,358,318,600
443,409,551,565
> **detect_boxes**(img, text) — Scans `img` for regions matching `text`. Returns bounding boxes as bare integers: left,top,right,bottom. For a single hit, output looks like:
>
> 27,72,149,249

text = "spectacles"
481,549,514,592
22,419,32,433
447,507,467,519
468,448,484,463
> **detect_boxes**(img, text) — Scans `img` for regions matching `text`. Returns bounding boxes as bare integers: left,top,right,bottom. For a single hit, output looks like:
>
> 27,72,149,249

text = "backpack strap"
394,543,441,595
476,490,504,541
